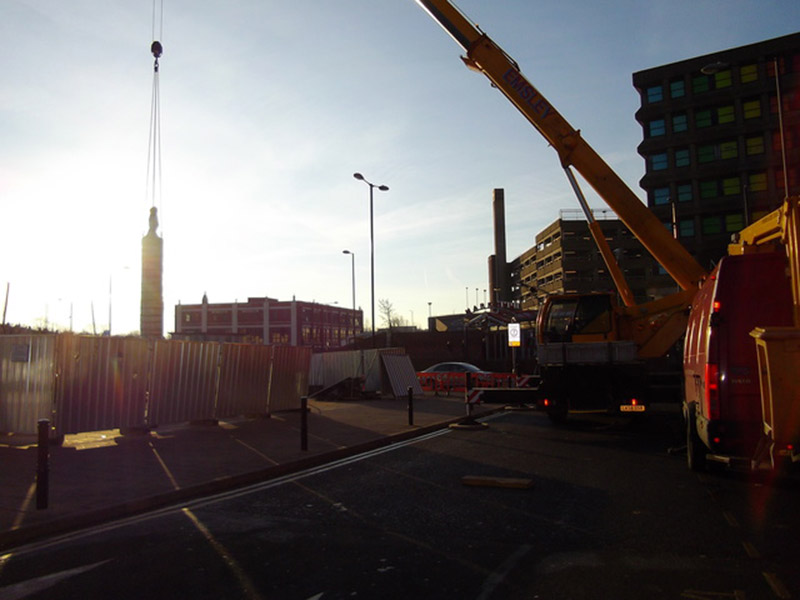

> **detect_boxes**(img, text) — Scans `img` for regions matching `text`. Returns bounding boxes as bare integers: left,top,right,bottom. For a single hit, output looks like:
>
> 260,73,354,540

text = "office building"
633,33,800,293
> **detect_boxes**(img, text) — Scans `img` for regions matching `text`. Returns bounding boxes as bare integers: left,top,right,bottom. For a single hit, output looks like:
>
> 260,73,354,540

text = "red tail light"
543,398,550,407
704,363,720,419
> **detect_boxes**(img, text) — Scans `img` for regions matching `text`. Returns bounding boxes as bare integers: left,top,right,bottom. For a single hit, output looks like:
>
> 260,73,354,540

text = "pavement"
0,394,500,551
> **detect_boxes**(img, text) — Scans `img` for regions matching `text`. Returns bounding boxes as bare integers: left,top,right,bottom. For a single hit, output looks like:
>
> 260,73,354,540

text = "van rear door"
712,252,793,452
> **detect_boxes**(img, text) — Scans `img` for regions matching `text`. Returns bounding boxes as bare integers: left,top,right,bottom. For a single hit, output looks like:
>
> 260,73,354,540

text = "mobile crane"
416,0,707,420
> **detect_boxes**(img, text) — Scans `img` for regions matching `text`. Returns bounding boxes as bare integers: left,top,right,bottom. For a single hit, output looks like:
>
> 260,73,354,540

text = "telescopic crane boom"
416,0,706,293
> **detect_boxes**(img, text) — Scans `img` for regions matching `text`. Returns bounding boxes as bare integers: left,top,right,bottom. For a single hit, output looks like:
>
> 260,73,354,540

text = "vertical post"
465,371,472,418
36,419,50,510
407,386,414,426
300,396,308,452
370,184,376,348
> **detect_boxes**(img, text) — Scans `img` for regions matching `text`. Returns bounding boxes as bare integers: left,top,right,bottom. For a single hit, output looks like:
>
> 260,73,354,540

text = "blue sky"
2,0,798,334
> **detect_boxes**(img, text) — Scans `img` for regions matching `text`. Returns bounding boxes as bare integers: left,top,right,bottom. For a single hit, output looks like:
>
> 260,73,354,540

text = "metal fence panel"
381,354,424,398
309,350,365,388
0,335,57,434
268,346,311,412
55,335,150,434
148,340,220,426
216,343,272,418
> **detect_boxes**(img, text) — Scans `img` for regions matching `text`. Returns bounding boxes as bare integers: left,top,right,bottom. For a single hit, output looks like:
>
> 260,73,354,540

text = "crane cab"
537,292,620,345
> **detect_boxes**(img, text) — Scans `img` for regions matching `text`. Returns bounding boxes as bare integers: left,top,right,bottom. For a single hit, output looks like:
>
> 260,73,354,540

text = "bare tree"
378,298,407,329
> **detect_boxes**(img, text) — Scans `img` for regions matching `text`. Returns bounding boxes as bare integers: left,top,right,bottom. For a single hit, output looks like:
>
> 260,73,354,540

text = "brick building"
173,295,362,351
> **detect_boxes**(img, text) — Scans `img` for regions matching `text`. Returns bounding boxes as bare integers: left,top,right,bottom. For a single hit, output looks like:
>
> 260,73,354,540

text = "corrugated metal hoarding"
217,343,272,417
268,346,311,412
0,335,57,435
148,340,220,426
310,348,406,394
55,335,150,435
381,354,424,398
1,334,316,434
309,350,365,388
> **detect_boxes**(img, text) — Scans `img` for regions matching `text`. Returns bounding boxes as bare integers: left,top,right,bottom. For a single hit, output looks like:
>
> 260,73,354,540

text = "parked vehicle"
684,252,794,470
417,362,489,394
420,362,485,374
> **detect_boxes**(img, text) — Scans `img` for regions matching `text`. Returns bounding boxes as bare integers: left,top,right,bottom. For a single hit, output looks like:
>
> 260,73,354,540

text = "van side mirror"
709,312,721,328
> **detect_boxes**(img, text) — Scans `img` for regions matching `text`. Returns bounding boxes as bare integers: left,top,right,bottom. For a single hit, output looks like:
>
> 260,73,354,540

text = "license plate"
620,404,646,413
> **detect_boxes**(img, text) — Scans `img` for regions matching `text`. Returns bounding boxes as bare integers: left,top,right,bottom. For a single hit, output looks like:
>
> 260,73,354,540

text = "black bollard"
407,386,414,426
300,396,308,452
36,419,49,510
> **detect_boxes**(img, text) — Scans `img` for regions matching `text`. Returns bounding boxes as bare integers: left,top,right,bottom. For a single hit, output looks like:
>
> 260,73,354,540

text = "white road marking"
0,560,109,600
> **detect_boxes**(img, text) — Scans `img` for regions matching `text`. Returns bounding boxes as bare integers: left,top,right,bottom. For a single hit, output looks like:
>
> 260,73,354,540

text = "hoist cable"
151,0,164,44
145,0,164,227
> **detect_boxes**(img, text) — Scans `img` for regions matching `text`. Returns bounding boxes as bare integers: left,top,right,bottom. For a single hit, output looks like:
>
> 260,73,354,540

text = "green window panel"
653,187,670,205
702,216,722,235
675,148,690,167
725,214,744,233
717,105,735,124
743,99,761,119
723,177,741,196
693,75,711,94
696,109,712,128
672,113,688,133
650,153,668,171
646,85,663,103
700,180,718,198
740,64,758,84
677,183,693,202
749,172,767,192
715,70,733,88
679,219,695,238
746,136,765,155
698,145,716,163
670,80,686,98
649,119,666,137
720,141,738,159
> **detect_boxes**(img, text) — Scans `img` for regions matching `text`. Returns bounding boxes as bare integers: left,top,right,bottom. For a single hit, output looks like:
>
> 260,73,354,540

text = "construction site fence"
416,371,534,395
0,334,311,436
309,348,408,395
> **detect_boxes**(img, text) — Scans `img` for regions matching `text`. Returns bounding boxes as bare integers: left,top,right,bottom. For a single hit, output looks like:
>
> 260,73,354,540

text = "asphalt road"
1,411,798,599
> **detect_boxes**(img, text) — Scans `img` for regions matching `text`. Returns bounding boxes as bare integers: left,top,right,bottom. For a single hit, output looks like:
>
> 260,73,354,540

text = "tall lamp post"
353,172,389,347
342,250,356,342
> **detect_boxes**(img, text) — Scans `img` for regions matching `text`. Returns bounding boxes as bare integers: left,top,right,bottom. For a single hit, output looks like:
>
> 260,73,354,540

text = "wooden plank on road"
461,476,534,489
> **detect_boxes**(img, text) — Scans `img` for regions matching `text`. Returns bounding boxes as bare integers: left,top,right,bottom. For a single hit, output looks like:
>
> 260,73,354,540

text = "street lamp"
353,172,389,347
342,250,356,343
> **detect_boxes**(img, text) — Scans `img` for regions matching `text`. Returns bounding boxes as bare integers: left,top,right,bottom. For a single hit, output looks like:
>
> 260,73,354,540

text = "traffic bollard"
300,395,308,451
36,419,49,510
407,386,414,426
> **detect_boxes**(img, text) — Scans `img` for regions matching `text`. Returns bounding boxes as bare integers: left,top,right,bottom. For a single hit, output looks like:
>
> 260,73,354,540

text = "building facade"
508,210,651,310
634,33,800,294
173,295,362,351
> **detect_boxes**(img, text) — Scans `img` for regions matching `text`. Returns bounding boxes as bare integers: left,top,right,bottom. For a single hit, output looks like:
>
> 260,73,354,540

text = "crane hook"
151,40,163,72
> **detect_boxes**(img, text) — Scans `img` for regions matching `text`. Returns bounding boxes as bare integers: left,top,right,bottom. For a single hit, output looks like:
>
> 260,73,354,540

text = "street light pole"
343,250,356,342
353,172,389,347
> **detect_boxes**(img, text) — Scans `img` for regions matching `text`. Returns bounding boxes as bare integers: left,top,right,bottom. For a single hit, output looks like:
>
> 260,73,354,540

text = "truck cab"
684,252,793,469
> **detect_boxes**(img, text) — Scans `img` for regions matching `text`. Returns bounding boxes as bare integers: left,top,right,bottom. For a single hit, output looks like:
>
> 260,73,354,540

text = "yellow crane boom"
416,0,706,293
